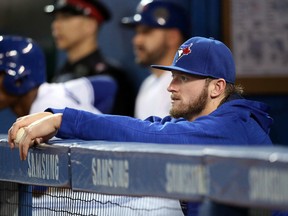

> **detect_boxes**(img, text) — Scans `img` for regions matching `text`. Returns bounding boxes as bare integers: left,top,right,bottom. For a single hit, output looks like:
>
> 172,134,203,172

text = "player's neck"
67,38,98,63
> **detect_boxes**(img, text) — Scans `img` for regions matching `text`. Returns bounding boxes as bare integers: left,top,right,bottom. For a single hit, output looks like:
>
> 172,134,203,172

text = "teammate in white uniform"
122,0,190,119
0,35,183,215
29,76,115,115
122,1,191,214
135,70,172,119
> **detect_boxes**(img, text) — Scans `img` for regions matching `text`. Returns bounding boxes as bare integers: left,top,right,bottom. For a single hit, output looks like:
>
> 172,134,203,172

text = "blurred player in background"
122,0,190,119
0,35,116,117
121,0,190,213
44,0,136,116
8,36,276,216
0,34,118,214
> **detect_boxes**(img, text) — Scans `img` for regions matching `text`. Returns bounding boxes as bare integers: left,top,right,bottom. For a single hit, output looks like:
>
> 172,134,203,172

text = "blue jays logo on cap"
151,36,236,84
176,43,192,62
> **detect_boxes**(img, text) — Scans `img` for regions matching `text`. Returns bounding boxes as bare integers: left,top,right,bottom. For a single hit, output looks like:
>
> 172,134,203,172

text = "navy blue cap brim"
151,64,210,78
121,15,149,28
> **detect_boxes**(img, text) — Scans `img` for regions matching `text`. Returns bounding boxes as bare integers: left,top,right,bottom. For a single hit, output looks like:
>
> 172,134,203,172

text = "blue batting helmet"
121,0,190,38
0,35,46,95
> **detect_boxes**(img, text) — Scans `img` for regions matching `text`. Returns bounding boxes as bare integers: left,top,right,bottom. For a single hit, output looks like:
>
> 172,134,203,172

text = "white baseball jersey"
30,78,101,114
135,71,172,119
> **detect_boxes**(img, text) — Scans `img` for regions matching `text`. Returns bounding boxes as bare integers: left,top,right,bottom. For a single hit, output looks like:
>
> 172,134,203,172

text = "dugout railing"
0,134,288,215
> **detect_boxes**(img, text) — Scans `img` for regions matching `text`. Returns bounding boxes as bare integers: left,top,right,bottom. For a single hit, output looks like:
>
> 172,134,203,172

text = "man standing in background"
44,0,136,116
121,0,190,119
121,0,191,213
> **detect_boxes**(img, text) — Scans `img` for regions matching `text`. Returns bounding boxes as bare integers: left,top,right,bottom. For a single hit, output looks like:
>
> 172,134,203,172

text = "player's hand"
8,112,63,160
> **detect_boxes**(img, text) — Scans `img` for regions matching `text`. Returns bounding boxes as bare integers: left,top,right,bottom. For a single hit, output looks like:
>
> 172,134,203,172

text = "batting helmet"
121,0,190,38
0,35,46,95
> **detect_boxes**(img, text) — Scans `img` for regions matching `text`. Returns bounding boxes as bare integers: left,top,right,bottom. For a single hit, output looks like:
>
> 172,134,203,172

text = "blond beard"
170,86,208,120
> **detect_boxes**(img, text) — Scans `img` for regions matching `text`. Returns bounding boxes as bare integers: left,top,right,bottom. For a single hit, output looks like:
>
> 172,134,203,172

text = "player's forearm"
48,107,155,141
54,108,139,141
51,108,203,144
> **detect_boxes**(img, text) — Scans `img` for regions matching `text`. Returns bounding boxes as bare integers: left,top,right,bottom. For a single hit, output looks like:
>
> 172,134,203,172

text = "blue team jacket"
50,98,273,146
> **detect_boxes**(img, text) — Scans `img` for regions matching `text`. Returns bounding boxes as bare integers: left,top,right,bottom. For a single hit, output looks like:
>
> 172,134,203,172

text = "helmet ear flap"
2,71,21,95
0,35,46,96
3,73,25,95
15,79,23,88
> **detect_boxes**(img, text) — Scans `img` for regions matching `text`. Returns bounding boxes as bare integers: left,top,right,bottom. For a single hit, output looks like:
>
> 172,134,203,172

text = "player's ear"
210,78,226,98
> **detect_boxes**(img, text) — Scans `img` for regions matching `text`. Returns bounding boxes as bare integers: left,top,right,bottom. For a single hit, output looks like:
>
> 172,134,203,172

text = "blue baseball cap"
121,0,190,38
152,36,236,84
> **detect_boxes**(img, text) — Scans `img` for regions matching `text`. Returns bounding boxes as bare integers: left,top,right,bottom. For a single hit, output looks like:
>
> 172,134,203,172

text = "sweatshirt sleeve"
55,107,175,141
46,98,274,146
46,107,254,145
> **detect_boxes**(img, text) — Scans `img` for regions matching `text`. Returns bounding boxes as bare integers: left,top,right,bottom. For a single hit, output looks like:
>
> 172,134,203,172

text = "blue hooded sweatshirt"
51,98,273,146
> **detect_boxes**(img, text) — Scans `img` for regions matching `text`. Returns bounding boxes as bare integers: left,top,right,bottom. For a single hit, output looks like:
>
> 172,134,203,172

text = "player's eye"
179,75,188,82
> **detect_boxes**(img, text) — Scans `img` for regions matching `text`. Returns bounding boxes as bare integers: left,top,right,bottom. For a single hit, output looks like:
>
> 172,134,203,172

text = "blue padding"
1,137,288,212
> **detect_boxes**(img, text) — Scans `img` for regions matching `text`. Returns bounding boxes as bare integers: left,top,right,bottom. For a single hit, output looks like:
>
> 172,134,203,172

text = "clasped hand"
8,112,62,160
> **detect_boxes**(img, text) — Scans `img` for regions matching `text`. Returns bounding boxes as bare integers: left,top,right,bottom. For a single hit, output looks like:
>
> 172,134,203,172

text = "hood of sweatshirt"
218,98,273,134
